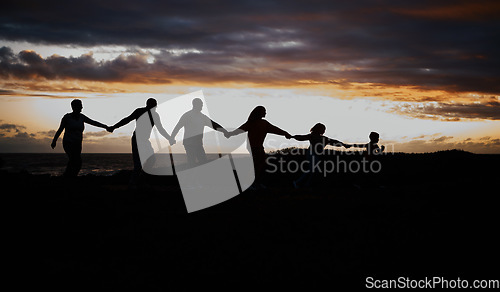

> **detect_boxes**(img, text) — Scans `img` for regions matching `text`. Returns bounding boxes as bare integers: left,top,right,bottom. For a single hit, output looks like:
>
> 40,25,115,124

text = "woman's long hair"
247,106,266,122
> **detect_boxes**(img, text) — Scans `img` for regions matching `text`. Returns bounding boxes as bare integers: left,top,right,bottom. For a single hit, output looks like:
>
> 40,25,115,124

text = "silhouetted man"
51,99,110,177
171,98,228,166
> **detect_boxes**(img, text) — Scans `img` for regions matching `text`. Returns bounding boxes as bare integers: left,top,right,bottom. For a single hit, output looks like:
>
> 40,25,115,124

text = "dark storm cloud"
0,47,173,83
0,123,26,132
1,0,500,93
0,89,15,95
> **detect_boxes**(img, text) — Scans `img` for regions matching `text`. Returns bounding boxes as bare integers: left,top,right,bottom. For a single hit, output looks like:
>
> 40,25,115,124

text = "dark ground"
3,150,500,289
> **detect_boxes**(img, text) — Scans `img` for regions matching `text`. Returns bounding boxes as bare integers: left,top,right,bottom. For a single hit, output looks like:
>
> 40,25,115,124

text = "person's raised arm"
51,116,66,149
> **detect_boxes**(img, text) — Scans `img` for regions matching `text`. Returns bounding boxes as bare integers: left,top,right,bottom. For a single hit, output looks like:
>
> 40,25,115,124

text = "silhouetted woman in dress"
227,106,291,189
51,99,110,177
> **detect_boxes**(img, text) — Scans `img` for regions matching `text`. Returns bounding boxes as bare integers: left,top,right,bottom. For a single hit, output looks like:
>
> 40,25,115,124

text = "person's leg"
130,134,143,186
62,141,71,176
194,143,208,164
131,134,142,172
141,141,156,173
251,147,266,187
63,141,82,177
75,144,82,176
183,144,203,188
184,144,197,167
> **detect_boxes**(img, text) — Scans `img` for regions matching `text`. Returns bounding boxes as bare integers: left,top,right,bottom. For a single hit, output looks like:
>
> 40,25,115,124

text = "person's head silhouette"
146,98,157,110
310,123,326,135
369,131,380,143
192,98,203,112
71,99,83,113
247,106,266,121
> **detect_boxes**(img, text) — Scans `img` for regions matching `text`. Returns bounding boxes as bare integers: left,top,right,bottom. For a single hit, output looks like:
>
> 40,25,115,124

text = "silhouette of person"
292,123,349,188
51,99,110,177
171,98,228,167
226,106,292,189
344,131,385,159
344,131,385,188
109,98,175,184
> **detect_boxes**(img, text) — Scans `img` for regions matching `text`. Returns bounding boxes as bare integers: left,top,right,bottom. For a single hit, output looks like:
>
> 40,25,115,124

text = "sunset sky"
1,0,499,153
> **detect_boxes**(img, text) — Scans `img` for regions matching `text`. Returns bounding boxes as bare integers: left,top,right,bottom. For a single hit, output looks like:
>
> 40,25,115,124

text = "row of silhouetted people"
51,98,384,188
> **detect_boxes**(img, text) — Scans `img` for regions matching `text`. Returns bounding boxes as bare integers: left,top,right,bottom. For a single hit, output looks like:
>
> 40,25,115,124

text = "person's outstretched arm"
210,120,229,135
226,121,249,138
51,116,66,149
198,112,229,136
343,142,368,149
170,114,186,139
109,110,137,132
325,137,347,148
266,121,292,139
153,112,175,145
292,134,310,141
83,115,109,130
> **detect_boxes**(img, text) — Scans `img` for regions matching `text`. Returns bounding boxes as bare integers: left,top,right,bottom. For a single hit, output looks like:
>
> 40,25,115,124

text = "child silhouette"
344,131,386,189
345,131,385,159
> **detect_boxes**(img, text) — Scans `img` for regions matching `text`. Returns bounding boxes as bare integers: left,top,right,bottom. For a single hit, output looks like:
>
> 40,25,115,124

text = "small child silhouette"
345,131,385,158
345,131,385,189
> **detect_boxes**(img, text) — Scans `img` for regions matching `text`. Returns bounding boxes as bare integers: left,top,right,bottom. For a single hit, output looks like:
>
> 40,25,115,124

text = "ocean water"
0,153,134,176
0,153,228,176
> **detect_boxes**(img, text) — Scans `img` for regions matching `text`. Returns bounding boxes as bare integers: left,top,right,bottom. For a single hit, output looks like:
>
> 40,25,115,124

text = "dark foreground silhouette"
51,99,110,177
3,150,499,288
109,98,175,185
